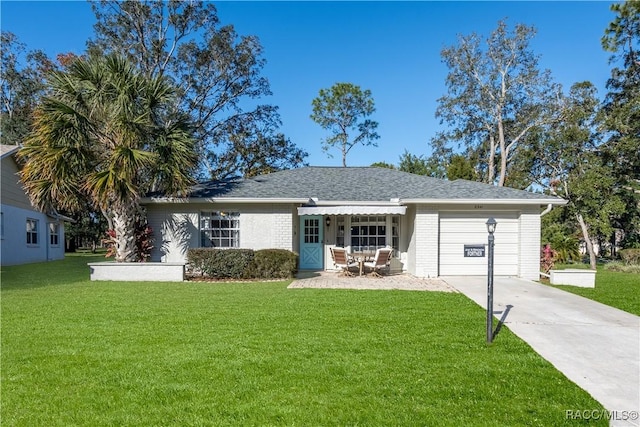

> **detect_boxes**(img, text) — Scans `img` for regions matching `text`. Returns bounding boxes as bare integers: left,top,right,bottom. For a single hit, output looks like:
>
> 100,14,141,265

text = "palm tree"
19,54,196,262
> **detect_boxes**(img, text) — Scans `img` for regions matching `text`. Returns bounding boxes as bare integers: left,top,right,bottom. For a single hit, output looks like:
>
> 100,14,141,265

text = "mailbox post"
486,217,497,343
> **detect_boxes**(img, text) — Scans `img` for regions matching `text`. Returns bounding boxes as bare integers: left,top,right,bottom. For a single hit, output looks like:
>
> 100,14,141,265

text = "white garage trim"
439,212,519,276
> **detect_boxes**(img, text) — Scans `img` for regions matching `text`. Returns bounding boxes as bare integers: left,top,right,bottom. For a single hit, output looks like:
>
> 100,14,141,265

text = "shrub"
548,234,580,264
186,248,254,279
604,261,640,274
619,249,640,265
540,244,556,274
245,249,298,279
102,220,154,262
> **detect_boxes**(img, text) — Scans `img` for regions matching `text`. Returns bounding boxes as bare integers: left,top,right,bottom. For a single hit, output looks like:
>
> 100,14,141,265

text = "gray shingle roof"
162,167,561,203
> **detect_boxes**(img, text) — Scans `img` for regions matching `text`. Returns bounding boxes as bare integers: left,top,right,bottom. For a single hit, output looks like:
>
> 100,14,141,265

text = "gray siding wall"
1,204,65,266
1,156,33,210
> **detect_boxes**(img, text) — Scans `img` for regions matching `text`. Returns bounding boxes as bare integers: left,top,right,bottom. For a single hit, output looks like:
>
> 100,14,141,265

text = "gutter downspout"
540,203,553,217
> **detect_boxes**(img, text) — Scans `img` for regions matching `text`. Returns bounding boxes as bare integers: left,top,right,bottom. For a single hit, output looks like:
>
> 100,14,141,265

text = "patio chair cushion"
363,247,393,275
330,247,358,275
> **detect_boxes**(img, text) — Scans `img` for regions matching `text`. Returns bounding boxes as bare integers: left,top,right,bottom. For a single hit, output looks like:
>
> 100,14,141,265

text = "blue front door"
299,216,323,269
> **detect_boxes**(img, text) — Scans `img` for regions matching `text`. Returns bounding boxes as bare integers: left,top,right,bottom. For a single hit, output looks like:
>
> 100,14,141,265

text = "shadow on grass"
492,304,513,341
1,253,106,291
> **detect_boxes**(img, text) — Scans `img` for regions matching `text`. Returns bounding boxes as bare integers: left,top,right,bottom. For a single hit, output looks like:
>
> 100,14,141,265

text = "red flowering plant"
103,220,154,262
540,243,557,274
134,222,154,262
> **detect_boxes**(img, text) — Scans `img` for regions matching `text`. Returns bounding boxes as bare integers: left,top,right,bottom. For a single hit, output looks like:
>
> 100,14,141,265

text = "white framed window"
200,211,239,248
391,216,400,257
49,223,60,246
336,216,345,247
350,216,387,252
26,218,39,245
344,215,400,255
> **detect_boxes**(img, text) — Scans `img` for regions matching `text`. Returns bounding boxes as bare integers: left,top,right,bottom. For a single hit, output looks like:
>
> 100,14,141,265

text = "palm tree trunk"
112,201,138,262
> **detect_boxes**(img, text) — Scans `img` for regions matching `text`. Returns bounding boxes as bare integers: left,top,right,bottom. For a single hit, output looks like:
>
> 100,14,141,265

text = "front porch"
298,210,408,272
288,271,456,292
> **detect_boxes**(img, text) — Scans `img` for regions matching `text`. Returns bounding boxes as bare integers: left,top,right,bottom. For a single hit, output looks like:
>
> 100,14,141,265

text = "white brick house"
142,167,566,280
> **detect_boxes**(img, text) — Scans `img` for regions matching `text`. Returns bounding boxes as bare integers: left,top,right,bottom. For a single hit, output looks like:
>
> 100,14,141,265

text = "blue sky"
1,1,616,167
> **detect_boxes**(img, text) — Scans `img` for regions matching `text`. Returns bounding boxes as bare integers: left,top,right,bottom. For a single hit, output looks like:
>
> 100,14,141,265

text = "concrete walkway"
444,276,640,426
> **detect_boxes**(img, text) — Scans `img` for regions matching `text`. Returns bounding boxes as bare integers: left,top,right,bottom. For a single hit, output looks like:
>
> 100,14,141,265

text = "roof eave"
0,145,20,159
141,197,310,204
46,212,76,223
308,199,402,206
399,198,568,205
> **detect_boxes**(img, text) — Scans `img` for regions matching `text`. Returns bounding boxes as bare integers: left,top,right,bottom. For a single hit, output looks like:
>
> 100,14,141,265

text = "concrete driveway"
443,276,639,426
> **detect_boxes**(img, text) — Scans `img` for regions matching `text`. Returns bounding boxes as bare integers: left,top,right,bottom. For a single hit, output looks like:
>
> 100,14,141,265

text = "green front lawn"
548,266,640,316
2,255,605,426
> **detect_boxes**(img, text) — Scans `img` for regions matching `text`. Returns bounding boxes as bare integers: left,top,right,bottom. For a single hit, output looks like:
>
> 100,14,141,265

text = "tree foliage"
371,150,449,178
19,54,196,262
216,128,308,179
433,19,563,187
529,82,625,268
310,82,379,167
397,150,428,175
446,154,476,181
370,161,396,170
600,0,640,248
87,0,307,179
0,31,52,145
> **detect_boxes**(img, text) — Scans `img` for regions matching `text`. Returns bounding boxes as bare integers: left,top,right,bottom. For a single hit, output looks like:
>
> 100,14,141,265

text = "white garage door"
439,212,519,276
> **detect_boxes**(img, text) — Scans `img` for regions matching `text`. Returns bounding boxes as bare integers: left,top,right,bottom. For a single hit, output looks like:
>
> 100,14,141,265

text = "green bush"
549,235,581,264
245,249,298,279
541,222,581,264
186,248,298,279
186,248,254,279
604,261,640,274
619,248,640,265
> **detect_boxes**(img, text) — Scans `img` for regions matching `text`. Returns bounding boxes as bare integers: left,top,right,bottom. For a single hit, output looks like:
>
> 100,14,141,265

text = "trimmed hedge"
619,249,640,265
245,249,299,279
187,248,254,279
186,248,298,280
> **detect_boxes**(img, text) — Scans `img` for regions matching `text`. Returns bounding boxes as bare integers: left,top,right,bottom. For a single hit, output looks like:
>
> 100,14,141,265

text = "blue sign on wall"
464,245,486,257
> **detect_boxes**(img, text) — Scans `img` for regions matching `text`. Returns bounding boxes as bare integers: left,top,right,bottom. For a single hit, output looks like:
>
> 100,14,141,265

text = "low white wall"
89,262,185,282
550,269,596,288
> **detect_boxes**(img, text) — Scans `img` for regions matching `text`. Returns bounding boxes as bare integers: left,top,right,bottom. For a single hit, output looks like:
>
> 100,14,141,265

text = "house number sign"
464,245,486,257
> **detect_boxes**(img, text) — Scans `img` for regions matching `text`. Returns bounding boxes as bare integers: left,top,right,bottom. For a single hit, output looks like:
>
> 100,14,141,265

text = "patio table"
350,252,375,276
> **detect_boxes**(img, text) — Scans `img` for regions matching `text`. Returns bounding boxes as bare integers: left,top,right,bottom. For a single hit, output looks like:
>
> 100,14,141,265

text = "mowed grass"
548,266,640,316
2,255,605,426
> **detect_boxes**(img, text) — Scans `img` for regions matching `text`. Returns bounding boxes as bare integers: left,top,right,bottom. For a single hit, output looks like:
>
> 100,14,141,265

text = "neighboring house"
1,145,67,266
142,167,566,280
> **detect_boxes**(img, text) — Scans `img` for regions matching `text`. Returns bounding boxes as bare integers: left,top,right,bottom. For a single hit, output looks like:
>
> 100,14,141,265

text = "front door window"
303,218,320,243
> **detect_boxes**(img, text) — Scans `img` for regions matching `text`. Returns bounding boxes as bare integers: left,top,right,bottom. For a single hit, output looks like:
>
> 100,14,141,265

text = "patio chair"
363,247,393,277
330,247,358,276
